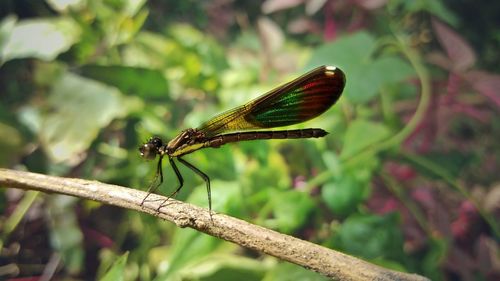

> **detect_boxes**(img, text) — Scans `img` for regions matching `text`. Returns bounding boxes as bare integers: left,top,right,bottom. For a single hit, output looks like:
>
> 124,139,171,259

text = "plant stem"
0,168,430,281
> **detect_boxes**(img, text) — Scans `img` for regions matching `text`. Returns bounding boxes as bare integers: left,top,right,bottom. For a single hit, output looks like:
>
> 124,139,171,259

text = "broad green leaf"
46,0,86,12
158,228,222,279
80,65,169,98
0,121,23,166
265,190,315,233
127,29,226,92
333,213,405,261
0,16,16,49
354,56,414,102
124,31,173,68
307,32,376,103
100,252,129,281
307,32,415,103
371,56,415,86
341,119,391,159
307,32,375,77
421,238,448,280
388,0,458,26
47,195,84,274
187,180,244,216
321,154,376,216
238,147,291,194
155,181,243,278
321,171,371,216
40,72,126,163
176,253,266,281
263,262,328,281
122,0,148,16
0,17,80,63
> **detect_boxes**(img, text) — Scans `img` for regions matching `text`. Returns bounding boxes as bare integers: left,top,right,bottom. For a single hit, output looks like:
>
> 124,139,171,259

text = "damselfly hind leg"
177,157,212,220
141,156,164,206
158,157,185,211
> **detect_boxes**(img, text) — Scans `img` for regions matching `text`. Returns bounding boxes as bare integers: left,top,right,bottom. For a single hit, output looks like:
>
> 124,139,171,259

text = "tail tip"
315,129,328,137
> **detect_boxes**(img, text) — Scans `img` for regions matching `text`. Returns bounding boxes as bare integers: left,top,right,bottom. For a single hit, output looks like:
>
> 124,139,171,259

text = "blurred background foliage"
0,0,499,280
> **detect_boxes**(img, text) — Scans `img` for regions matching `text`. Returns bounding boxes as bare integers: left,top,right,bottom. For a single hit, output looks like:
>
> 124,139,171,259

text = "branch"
0,169,429,281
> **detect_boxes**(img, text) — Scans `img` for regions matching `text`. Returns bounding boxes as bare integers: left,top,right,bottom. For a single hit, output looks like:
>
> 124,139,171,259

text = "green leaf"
421,238,448,280
333,213,405,261
80,65,169,98
0,15,16,50
100,252,129,281
307,32,415,103
46,0,86,12
321,170,370,216
266,190,315,233
341,119,391,159
0,121,23,166
0,17,80,63
238,147,291,195
321,153,377,216
307,32,375,68
154,181,244,278
158,228,222,279
263,262,329,281
121,0,148,16
47,195,84,274
40,72,126,163
187,180,244,216
371,56,415,86
307,32,376,103
389,0,458,26
175,253,266,281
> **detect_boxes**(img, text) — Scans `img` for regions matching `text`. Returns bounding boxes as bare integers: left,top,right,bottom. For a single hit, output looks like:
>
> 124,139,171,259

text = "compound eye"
151,137,163,147
139,136,164,160
139,144,156,160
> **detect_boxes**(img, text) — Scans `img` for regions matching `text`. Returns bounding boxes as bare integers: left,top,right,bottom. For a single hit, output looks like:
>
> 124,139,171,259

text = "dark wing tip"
323,65,346,88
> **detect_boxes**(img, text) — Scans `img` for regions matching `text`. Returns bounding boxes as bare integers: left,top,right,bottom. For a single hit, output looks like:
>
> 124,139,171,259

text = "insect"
139,65,346,213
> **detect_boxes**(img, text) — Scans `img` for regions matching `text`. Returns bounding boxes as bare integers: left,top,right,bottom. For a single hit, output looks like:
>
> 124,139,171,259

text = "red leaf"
483,183,500,214
432,18,476,72
426,51,452,69
466,70,500,108
476,235,500,277
262,0,304,14
354,0,388,10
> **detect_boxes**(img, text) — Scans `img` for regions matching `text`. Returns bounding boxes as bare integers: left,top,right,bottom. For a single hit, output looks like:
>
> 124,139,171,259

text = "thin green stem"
306,34,431,191
0,191,39,249
376,35,432,149
380,85,395,124
380,171,431,235
341,35,431,166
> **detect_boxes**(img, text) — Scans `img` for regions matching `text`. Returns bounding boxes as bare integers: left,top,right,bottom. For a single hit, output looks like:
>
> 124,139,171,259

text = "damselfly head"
139,136,163,160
